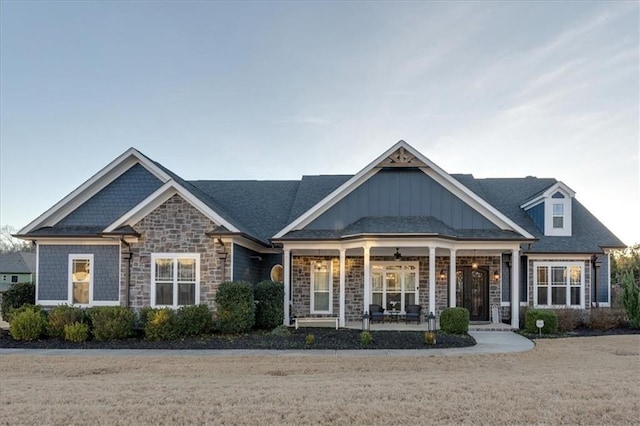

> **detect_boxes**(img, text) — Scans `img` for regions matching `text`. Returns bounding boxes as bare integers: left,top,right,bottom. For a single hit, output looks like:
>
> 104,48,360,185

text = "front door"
456,267,489,321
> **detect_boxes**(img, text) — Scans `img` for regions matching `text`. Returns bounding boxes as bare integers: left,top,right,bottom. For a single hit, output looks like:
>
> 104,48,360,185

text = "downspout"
121,238,132,308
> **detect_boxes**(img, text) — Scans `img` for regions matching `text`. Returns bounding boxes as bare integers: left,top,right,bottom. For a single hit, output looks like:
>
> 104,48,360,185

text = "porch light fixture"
362,311,370,331
394,248,402,261
439,269,447,279
493,270,500,280
471,250,478,269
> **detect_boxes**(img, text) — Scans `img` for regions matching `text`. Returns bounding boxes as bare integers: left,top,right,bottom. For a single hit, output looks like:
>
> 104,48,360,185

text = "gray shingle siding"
38,245,119,302
58,163,163,227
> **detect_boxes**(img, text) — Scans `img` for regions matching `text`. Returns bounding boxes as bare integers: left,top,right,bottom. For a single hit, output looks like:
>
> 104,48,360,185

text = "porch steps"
469,322,515,332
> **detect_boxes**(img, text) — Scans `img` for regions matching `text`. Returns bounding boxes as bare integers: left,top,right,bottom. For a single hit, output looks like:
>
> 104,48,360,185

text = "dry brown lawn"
1,335,638,425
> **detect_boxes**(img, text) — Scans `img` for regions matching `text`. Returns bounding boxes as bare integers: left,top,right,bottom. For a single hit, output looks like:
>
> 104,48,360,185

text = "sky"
1,1,638,245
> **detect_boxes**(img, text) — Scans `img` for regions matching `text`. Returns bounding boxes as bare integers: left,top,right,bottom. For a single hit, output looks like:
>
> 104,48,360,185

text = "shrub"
360,331,372,346
524,309,558,334
64,322,89,343
254,280,284,330
1,282,35,321
439,307,469,334
553,309,584,332
215,281,255,334
305,333,315,346
588,308,629,330
87,306,135,341
622,271,640,329
176,305,213,337
48,305,86,339
270,325,291,336
9,306,47,341
144,308,178,341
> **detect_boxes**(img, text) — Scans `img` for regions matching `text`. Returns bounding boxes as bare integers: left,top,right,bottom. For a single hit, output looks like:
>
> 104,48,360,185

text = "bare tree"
0,225,33,253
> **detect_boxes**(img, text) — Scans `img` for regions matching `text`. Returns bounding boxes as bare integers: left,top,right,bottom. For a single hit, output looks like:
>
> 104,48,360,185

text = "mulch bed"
0,328,475,350
520,327,640,339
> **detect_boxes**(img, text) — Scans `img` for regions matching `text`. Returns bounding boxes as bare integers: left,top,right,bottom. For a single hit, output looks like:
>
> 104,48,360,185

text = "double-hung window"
311,261,332,314
69,254,93,305
151,254,200,308
552,203,564,228
534,262,583,308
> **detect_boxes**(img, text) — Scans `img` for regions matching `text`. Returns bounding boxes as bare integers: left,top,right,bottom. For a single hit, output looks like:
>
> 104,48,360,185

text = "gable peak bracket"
376,146,426,168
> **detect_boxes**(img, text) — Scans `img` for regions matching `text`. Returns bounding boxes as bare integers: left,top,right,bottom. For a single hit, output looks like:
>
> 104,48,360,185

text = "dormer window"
521,182,574,237
552,203,564,228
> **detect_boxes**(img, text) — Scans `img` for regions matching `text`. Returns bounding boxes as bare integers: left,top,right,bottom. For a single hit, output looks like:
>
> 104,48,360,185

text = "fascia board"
104,180,241,233
20,148,171,234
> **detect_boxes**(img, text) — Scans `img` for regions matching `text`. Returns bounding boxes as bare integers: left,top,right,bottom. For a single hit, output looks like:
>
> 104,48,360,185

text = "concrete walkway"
0,331,534,357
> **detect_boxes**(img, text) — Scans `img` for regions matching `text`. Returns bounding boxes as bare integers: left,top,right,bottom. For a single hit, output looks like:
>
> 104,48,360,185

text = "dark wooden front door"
456,267,489,321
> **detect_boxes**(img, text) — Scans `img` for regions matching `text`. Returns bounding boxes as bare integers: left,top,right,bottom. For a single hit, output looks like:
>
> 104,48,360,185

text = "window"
68,255,93,305
151,254,200,308
311,261,332,313
371,262,418,312
270,264,283,282
11,275,18,283
534,262,583,307
552,204,564,228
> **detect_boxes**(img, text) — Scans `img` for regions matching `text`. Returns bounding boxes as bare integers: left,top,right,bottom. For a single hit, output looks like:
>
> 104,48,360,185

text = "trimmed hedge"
524,309,558,334
64,322,89,342
254,280,284,330
176,304,214,337
48,305,86,339
87,306,135,341
9,306,47,341
439,307,469,334
1,282,35,321
215,281,255,334
144,308,178,341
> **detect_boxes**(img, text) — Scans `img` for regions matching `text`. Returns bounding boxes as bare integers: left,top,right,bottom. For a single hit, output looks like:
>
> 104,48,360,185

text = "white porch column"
339,248,346,327
511,249,520,329
449,249,457,307
283,249,291,326
429,246,436,315
363,245,371,314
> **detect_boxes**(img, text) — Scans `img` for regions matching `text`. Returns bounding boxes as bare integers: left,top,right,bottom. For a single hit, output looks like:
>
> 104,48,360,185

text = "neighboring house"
16,141,624,328
0,251,36,293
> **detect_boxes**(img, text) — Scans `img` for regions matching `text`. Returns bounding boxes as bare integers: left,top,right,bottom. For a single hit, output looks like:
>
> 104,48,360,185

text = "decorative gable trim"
19,148,171,235
273,140,535,239
103,180,241,234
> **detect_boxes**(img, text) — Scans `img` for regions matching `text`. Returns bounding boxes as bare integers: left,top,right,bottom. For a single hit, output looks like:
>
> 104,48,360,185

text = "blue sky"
1,1,638,244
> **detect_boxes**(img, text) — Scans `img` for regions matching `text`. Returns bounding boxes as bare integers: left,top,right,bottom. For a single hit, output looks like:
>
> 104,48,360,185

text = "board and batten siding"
306,168,497,231
525,203,544,231
232,244,263,284
38,245,120,302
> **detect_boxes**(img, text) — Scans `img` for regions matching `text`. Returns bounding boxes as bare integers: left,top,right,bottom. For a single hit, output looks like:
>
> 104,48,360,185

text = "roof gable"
274,140,535,239
0,251,36,274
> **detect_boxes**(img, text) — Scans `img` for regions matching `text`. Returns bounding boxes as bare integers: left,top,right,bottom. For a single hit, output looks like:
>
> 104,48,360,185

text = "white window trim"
533,261,584,309
370,261,420,314
310,260,333,314
150,253,200,308
68,254,94,307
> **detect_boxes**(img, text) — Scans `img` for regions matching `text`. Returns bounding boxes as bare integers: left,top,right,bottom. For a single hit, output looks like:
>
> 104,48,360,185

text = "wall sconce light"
493,270,500,280
439,269,447,279
394,248,402,261
471,250,478,269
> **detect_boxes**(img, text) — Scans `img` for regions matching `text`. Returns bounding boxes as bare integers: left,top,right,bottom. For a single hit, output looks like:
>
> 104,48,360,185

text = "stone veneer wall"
124,195,231,310
291,254,502,323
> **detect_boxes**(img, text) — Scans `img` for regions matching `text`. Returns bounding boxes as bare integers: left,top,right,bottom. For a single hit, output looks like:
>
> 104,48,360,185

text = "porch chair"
405,304,422,324
369,304,385,324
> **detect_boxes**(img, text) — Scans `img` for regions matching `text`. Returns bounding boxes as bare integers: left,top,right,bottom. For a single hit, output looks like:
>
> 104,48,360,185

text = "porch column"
339,248,346,327
363,245,371,314
511,249,520,329
449,249,457,307
429,246,436,315
283,249,291,326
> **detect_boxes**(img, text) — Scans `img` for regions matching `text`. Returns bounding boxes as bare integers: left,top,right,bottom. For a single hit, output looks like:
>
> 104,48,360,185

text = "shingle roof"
0,252,36,274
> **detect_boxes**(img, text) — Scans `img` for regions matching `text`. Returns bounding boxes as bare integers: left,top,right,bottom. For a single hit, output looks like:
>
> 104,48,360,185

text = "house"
0,251,36,293
15,141,625,328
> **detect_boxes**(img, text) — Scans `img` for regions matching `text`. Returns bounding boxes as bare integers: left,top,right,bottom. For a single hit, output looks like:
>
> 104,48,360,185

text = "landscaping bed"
520,326,640,339
0,328,475,350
